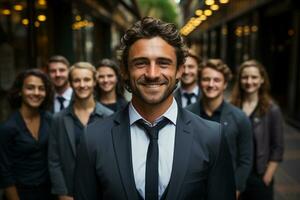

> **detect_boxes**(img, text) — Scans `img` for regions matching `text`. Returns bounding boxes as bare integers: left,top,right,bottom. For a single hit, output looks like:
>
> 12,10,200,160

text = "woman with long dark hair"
0,69,54,200
95,58,127,112
231,60,284,200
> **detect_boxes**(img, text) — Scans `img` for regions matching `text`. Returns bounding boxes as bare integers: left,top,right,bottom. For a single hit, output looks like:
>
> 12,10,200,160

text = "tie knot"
136,118,169,140
57,96,66,110
57,96,65,103
183,92,194,99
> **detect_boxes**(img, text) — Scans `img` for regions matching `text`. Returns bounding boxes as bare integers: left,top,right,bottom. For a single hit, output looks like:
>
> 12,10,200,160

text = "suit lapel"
64,115,76,156
112,108,139,200
166,108,193,200
220,102,232,128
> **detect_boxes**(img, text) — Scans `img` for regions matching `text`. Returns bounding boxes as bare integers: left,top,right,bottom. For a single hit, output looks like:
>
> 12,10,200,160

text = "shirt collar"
55,87,73,101
200,99,224,115
129,98,178,126
180,85,199,96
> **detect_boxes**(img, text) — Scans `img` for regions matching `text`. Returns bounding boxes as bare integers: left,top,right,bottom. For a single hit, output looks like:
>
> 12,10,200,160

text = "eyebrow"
130,57,174,63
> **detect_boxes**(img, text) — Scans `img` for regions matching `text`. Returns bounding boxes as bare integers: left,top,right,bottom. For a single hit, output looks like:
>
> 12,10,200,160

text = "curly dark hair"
95,58,125,99
231,59,272,115
119,16,187,71
8,69,54,110
199,59,233,83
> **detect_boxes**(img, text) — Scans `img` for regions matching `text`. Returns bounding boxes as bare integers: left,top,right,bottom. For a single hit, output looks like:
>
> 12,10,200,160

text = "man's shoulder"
181,108,221,138
86,112,118,139
223,101,248,119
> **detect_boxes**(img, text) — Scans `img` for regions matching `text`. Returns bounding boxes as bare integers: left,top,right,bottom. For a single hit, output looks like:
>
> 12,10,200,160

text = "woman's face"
240,66,264,95
21,75,46,109
97,66,117,93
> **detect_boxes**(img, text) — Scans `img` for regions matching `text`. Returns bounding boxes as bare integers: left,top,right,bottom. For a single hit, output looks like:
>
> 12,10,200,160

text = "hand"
236,190,240,199
263,172,273,186
58,196,74,200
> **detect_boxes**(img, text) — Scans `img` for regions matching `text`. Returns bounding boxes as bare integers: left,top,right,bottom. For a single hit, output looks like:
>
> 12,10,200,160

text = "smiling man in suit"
187,59,252,199
74,17,235,200
174,49,202,107
48,62,112,200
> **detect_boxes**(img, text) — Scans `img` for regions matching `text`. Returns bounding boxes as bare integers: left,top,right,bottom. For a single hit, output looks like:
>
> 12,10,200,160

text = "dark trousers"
240,172,274,200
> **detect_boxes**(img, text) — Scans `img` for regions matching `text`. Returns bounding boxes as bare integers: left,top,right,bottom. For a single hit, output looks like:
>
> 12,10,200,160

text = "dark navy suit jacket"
74,105,236,200
187,100,253,192
48,102,113,196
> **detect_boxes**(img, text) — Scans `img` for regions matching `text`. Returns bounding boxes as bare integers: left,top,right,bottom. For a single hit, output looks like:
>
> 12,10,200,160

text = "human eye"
158,59,171,68
133,60,148,68
39,86,46,91
201,77,210,82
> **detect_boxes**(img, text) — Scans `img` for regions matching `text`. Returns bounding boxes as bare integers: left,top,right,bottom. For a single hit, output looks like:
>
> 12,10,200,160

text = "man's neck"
56,84,70,96
132,96,173,124
202,95,223,116
73,95,96,111
181,83,197,93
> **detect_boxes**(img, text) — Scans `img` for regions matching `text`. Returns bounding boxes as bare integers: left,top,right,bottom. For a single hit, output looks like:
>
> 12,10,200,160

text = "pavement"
275,123,300,200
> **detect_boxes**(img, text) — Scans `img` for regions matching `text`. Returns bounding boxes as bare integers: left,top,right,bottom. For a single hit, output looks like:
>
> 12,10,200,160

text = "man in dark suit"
174,49,201,107
47,55,73,113
186,59,252,199
48,62,112,200
74,17,235,200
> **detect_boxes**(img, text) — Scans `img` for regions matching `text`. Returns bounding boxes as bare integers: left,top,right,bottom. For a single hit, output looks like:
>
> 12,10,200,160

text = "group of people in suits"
0,16,284,200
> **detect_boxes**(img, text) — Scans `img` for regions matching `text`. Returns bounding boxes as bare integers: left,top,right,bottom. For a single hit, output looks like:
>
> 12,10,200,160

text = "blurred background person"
48,62,112,200
95,58,127,112
231,59,284,200
174,49,201,107
0,69,54,200
47,55,73,113
187,59,252,199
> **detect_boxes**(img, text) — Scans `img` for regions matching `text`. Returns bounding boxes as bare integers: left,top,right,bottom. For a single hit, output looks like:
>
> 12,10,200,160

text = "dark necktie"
57,96,65,111
136,118,170,200
183,92,195,106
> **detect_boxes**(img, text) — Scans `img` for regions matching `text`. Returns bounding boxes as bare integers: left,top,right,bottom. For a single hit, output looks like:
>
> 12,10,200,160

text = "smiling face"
97,66,117,94
21,75,46,109
125,37,182,107
181,56,199,89
70,68,96,100
48,62,69,90
240,66,264,95
200,67,227,100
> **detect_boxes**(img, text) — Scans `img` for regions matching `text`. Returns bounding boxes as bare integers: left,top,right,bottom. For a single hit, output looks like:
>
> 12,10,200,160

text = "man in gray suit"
74,17,235,200
187,59,252,199
48,62,112,200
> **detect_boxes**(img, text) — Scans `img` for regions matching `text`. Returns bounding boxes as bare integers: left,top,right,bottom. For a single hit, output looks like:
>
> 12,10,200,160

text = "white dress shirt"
54,87,73,113
129,99,178,199
180,85,199,107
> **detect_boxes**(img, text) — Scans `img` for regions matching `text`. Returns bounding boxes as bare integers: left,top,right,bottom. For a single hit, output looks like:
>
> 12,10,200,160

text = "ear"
176,64,184,80
120,64,129,81
223,81,228,90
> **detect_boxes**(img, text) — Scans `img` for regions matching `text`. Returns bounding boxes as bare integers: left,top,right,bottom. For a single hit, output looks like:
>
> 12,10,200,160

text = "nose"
209,79,214,87
145,63,160,79
183,66,189,74
34,88,40,95
103,76,108,82
80,80,85,87
246,77,252,84
55,70,61,76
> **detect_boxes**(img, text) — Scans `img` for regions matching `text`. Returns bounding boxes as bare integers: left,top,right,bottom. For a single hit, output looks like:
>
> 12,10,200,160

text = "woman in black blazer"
0,69,54,200
231,60,284,200
95,58,128,112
